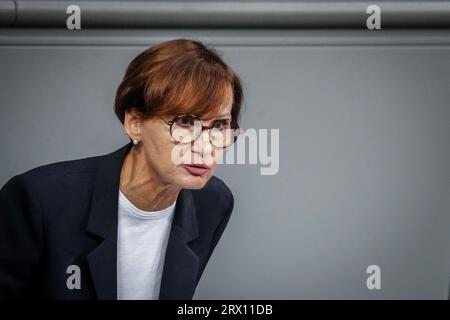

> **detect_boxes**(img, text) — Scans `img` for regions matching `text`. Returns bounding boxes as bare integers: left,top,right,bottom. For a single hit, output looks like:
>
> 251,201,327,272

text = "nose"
191,128,214,161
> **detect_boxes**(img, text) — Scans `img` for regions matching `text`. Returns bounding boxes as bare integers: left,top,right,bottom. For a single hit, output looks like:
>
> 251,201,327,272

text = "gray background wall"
0,1,449,299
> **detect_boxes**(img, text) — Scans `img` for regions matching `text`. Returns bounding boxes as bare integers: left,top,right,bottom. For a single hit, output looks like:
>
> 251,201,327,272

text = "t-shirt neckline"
118,190,176,220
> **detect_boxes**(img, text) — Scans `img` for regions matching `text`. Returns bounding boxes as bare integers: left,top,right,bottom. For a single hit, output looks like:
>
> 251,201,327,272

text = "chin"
177,173,211,190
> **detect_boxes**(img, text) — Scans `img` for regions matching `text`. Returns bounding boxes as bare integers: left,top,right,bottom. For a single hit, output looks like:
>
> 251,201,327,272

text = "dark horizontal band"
1,1,450,29
2,29,450,47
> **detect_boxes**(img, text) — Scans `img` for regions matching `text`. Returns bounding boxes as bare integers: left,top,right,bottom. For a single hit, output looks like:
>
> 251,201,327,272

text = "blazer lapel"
158,188,200,300
85,142,133,300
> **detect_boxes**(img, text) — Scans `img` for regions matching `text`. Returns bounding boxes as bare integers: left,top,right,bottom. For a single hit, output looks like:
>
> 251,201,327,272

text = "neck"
119,145,181,212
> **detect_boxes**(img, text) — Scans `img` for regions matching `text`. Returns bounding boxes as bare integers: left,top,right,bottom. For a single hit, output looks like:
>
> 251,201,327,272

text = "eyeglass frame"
162,114,244,148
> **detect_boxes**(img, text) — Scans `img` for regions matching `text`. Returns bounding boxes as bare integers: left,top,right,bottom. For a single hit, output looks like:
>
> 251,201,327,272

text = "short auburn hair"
114,38,243,129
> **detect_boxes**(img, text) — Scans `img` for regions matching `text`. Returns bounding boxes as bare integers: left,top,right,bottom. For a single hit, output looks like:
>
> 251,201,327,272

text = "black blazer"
0,142,234,300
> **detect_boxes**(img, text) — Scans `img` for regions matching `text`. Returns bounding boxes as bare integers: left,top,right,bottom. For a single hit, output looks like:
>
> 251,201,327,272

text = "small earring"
132,139,139,145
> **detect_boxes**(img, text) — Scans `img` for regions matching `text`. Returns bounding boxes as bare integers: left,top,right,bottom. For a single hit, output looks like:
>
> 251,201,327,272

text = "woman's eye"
177,116,194,127
213,120,230,129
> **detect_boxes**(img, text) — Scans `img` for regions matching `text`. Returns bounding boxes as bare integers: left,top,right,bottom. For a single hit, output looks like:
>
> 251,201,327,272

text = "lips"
182,163,209,176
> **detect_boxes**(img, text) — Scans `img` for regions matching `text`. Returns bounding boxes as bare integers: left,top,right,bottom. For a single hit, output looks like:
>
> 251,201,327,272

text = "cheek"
161,143,184,171
213,148,226,163
150,136,179,165
143,137,179,172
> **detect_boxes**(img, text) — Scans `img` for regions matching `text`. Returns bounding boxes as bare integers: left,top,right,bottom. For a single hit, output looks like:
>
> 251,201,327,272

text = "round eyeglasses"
162,114,243,148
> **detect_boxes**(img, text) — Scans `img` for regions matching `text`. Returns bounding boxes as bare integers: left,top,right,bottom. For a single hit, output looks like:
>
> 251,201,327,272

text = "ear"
123,109,143,141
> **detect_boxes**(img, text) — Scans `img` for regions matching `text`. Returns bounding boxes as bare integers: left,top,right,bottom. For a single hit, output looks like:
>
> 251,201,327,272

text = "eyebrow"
197,112,232,124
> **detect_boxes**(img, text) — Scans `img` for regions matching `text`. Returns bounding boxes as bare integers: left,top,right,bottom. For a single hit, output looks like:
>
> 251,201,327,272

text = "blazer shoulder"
17,153,104,181
1,153,105,195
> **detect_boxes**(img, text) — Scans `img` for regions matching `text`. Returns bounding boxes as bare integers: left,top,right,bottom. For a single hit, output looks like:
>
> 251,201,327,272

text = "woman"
0,39,243,300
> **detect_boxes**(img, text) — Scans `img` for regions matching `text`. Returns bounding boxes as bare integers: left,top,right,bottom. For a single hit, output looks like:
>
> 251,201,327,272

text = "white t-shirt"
117,189,176,300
